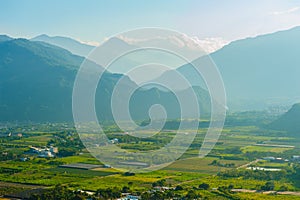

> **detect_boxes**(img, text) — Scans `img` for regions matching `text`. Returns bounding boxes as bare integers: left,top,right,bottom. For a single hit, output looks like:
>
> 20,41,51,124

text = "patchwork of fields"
1,123,300,199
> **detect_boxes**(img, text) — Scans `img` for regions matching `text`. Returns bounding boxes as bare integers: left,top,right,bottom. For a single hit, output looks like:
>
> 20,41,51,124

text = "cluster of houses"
118,194,140,200
110,138,119,144
27,146,58,158
262,155,300,163
76,191,140,200
117,186,173,200
292,155,300,161
0,132,23,138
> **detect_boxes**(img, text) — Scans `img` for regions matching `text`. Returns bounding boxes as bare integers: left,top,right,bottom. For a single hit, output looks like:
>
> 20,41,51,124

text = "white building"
292,155,300,161
38,150,55,158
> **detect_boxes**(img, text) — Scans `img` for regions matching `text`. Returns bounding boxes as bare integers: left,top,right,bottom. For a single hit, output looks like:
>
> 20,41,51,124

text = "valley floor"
0,121,300,199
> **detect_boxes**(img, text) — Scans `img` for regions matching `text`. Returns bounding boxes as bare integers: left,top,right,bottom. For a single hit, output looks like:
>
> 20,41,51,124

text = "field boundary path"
237,159,261,169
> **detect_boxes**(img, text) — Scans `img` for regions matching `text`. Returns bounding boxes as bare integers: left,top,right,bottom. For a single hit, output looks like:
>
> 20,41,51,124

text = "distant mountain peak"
31,34,95,57
0,37,86,70
102,37,137,48
0,36,209,122
35,33,49,38
106,37,125,43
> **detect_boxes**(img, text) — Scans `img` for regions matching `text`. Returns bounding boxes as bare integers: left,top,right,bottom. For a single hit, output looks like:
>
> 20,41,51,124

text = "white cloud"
75,38,100,46
172,34,230,53
116,34,229,53
270,6,300,16
189,37,230,53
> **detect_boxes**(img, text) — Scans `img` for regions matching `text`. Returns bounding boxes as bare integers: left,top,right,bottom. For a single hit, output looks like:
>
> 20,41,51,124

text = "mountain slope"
0,35,12,42
210,26,300,103
0,39,106,121
159,26,300,110
31,34,95,57
1,38,84,69
0,39,210,122
129,86,210,120
269,103,300,134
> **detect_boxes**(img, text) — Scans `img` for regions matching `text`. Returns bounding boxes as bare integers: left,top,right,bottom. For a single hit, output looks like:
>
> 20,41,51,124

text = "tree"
199,183,210,190
122,186,130,193
29,185,79,200
210,160,218,166
165,190,175,199
124,172,135,176
228,184,234,190
261,181,275,191
151,191,164,200
157,179,166,187
175,185,184,191
141,192,151,200
128,181,133,186
152,179,166,187
96,187,121,199
279,185,288,191
185,190,200,199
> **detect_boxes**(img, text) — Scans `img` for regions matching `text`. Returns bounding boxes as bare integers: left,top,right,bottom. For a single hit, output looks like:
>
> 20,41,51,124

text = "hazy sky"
1,0,300,44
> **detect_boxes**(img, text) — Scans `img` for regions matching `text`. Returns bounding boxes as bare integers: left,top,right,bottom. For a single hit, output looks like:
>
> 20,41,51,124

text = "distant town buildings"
27,146,58,158
110,138,119,144
262,157,288,163
20,157,30,162
262,157,275,161
119,194,140,200
0,132,23,137
103,164,111,168
50,147,58,153
292,155,300,161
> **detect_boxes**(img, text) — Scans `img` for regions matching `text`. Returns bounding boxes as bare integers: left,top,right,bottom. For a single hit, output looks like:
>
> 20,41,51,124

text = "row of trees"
29,185,86,200
141,190,201,200
219,168,288,181
210,160,236,168
28,182,217,200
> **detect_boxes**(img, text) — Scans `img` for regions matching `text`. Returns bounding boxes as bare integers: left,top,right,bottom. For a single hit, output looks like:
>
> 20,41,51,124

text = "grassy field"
241,145,293,153
164,157,247,173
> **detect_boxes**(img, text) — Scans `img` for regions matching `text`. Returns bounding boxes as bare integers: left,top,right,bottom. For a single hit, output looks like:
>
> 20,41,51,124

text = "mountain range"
0,38,95,121
31,34,95,57
0,37,210,122
1,26,300,122
159,26,300,110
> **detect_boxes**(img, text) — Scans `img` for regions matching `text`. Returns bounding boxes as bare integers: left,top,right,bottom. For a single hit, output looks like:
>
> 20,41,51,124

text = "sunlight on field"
242,145,293,153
